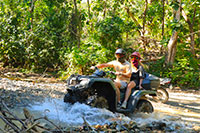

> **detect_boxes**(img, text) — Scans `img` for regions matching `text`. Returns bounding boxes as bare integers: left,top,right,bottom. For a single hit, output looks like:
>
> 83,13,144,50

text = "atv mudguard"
117,90,156,113
89,78,117,112
129,90,156,112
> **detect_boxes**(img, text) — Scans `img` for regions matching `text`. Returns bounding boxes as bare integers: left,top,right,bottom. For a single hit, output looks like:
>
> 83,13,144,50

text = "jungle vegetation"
0,0,199,88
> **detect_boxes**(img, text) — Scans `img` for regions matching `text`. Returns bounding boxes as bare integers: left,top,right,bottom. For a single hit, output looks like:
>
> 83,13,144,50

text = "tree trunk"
87,0,91,19
162,0,165,36
142,0,148,35
125,7,142,36
126,32,129,43
181,7,196,56
73,0,80,47
103,1,107,18
166,0,181,65
167,31,178,64
29,0,36,30
142,0,148,52
198,23,200,46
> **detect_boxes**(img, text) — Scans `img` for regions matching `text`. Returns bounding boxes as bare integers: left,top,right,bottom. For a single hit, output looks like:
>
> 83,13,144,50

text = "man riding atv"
91,48,132,108
64,62,157,114
64,48,160,114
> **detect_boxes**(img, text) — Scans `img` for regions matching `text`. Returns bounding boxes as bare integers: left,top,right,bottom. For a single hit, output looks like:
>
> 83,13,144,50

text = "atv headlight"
69,77,78,85
80,78,90,85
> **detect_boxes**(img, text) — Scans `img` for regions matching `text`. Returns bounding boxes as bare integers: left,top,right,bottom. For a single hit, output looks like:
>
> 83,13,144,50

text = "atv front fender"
89,78,117,112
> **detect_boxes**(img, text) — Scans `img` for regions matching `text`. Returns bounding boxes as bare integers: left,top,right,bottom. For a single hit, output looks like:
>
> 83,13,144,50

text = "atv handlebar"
106,71,116,75
90,66,116,77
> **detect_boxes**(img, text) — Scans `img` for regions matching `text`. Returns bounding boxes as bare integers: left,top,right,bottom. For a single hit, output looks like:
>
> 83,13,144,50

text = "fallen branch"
0,111,22,132
25,122,40,132
0,115,20,133
0,126,6,133
0,116,26,121
0,104,65,132
1,101,27,129
34,124,51,131
43,116,64,133
82,116,92,131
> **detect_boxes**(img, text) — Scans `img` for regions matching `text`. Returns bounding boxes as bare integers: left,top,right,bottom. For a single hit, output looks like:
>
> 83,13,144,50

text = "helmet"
131,52,141,59
115,48,126,55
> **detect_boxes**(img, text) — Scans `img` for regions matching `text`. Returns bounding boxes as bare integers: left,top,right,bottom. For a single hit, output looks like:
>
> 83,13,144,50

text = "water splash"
29,98,195,131
29,98,130,126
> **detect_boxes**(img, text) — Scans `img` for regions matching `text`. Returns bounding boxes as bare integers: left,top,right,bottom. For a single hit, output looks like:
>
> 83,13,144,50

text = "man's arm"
96,63,112,68
115,65,131,78
91,61,114,70
123,66,132,78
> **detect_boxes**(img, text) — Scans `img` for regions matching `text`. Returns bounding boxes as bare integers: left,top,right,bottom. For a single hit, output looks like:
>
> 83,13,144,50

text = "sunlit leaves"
94,16,125,48
65,43,110,75
0,0,74,71
170,0,180,11
0,0,199,87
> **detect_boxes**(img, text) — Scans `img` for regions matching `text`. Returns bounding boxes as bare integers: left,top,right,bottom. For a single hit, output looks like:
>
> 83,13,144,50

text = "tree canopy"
0,0,199,88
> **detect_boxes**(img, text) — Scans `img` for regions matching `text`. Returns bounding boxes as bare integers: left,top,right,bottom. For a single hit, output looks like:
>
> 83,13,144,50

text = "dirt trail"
152,89,200,127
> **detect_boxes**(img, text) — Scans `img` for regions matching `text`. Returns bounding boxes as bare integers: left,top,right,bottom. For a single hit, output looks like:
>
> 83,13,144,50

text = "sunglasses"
116,54,125,57
131,56,139,60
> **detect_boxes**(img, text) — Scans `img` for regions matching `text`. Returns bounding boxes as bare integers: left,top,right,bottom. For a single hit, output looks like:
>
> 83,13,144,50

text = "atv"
64,68,160,114
142,73,170,103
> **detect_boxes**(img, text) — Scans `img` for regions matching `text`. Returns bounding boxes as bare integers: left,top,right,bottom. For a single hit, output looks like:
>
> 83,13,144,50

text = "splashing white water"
28,98,195,131
29,98,130,126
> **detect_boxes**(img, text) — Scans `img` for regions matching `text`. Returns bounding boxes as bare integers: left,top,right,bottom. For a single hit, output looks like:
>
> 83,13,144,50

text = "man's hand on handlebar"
90,66,97,70
115,72,123,76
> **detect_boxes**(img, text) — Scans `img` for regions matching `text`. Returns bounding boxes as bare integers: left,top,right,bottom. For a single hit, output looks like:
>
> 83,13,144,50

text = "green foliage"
147,53,200,88
93,16,125,48
0,0,27,67
59,42,111,79
168,43,200,88
169,58,200,87
0,0,199,88
170,0,180,11
0,0,73,71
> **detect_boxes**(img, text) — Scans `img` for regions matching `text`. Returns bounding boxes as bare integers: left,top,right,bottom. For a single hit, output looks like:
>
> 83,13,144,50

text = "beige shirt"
107,60,131,83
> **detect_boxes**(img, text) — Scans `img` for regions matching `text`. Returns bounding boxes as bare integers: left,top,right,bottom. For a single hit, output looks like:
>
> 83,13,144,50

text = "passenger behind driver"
121,52,145,109
91,48,131,108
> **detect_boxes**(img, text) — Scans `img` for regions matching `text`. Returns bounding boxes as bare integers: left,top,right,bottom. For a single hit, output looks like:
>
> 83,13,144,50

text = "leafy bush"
169,57,200,88
147,55,200,88
0,0,73,71
93,16,125,49
59,42,112,79
0,2,27,67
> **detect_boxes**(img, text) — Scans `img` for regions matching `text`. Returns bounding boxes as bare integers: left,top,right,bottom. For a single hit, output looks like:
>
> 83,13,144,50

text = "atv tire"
136,100,154,113
64,93,77,104
154,87,169,103
91,96,109,109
